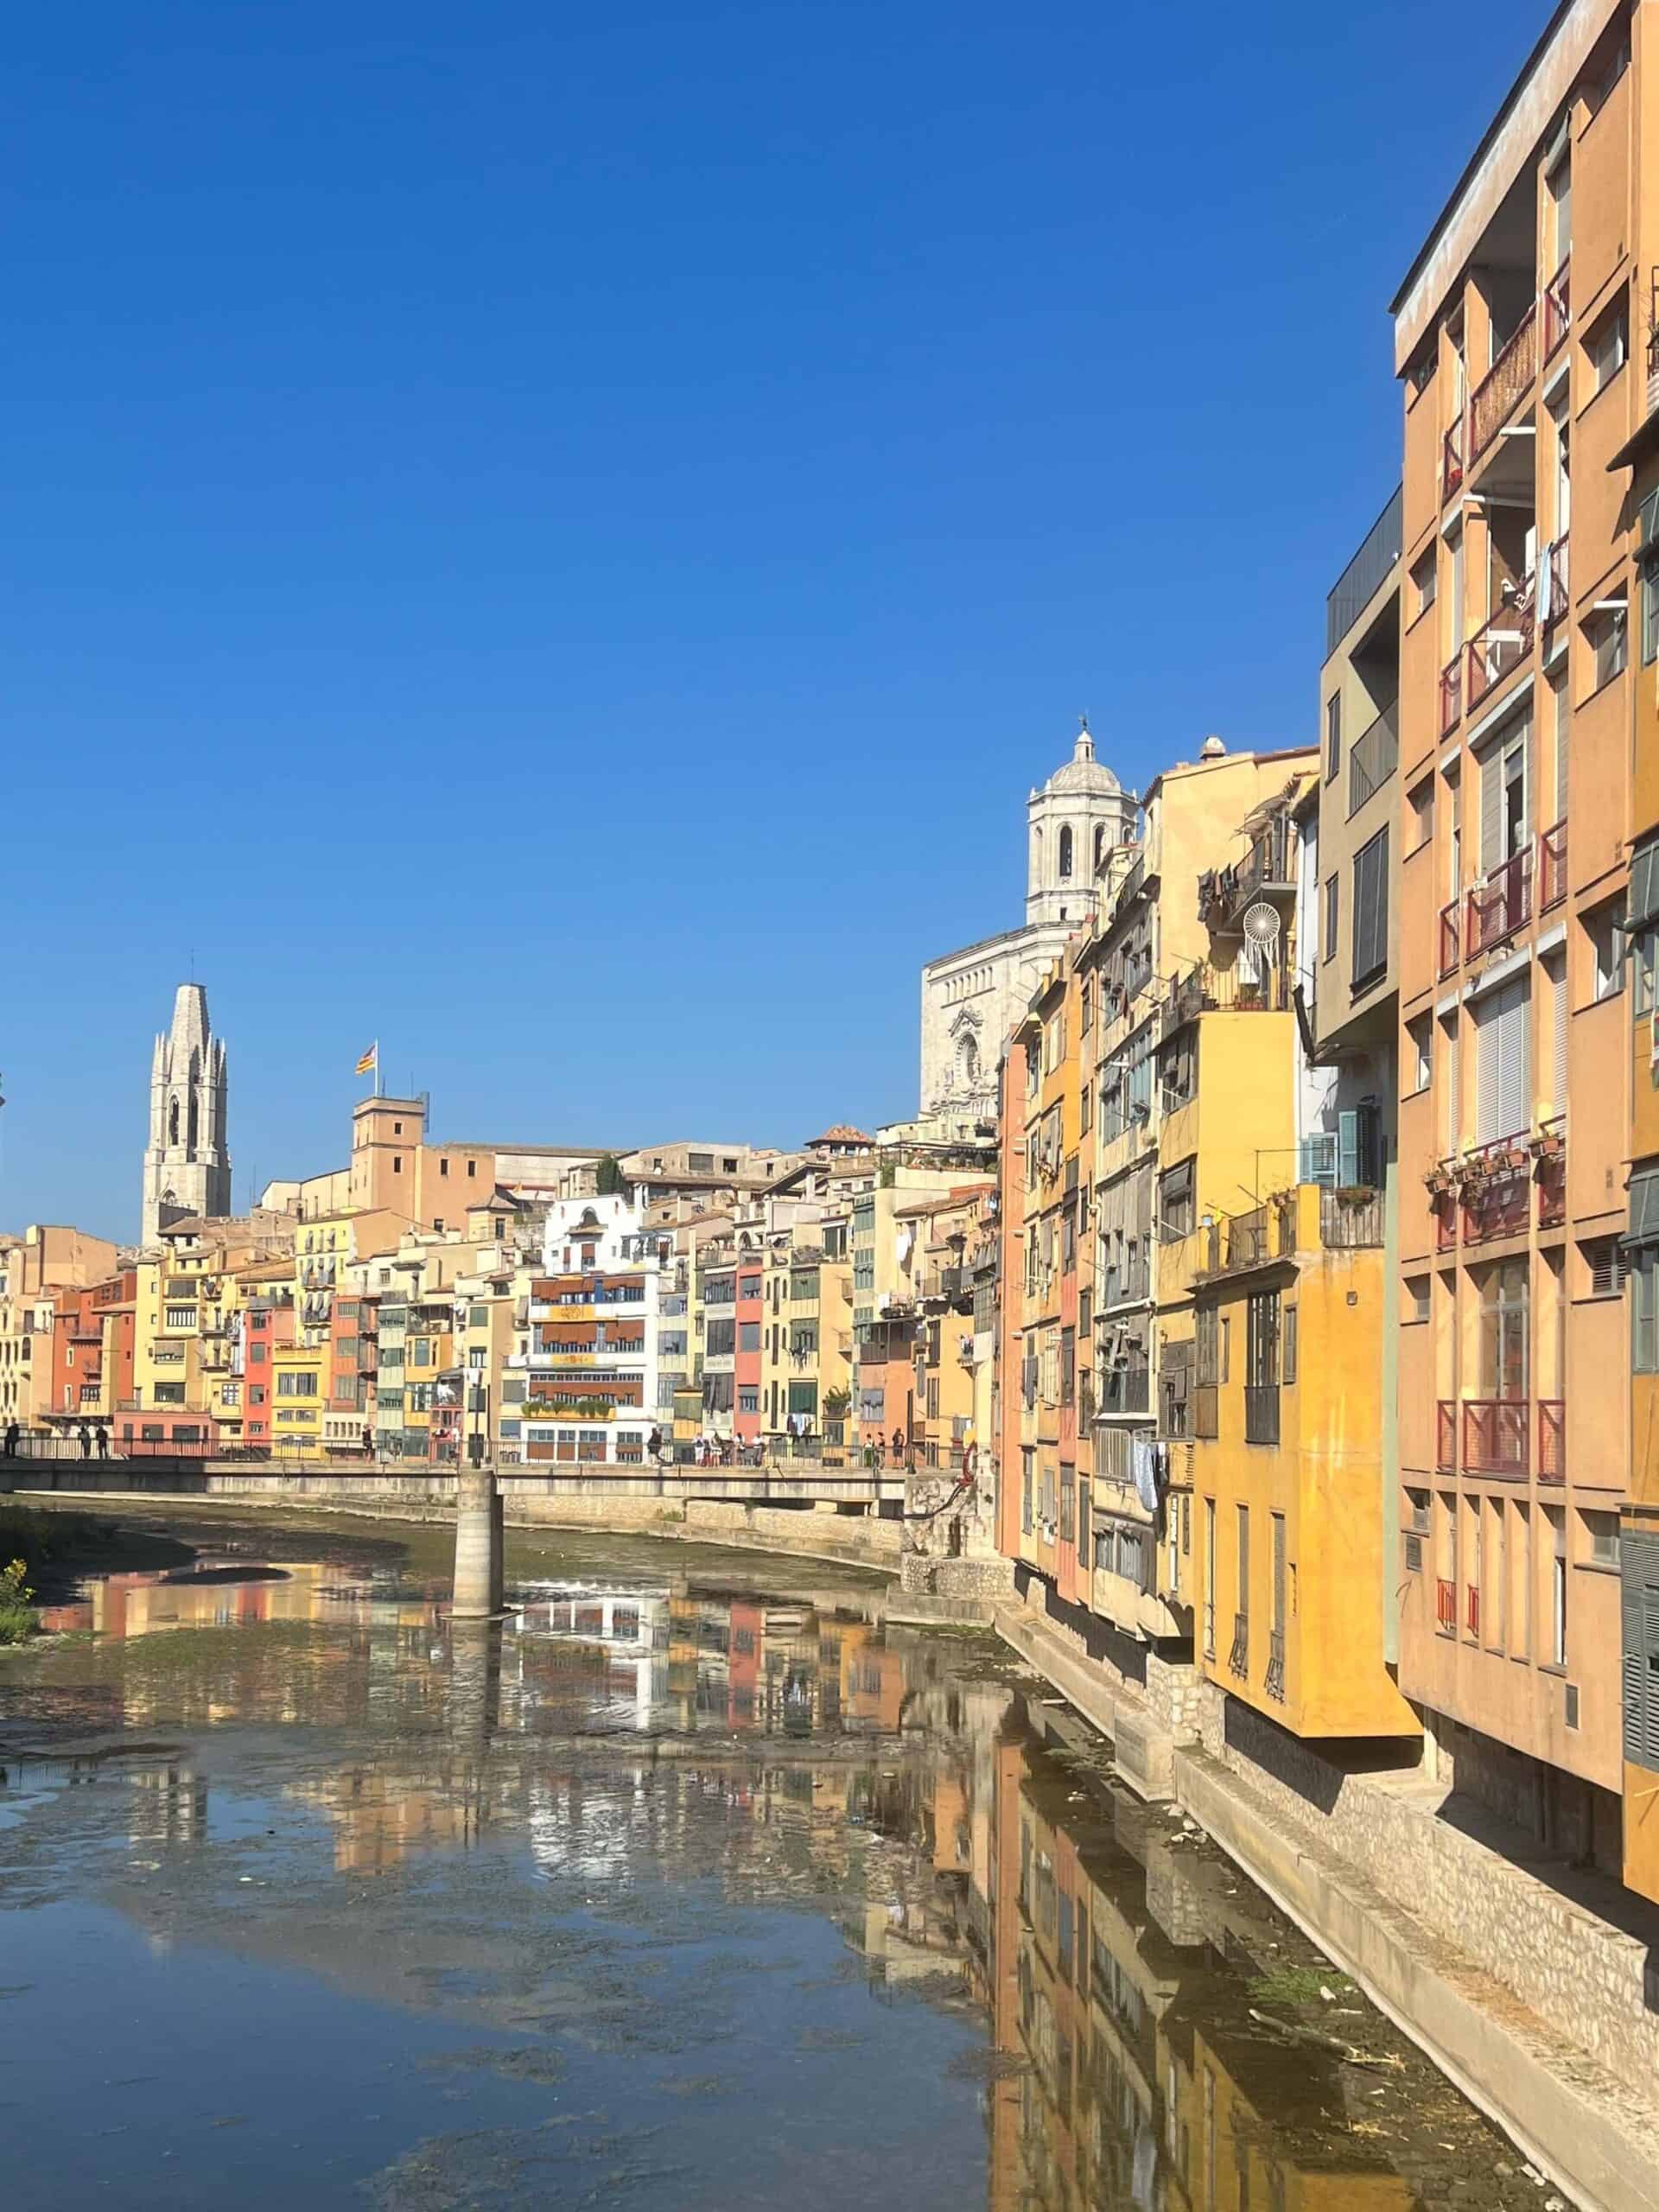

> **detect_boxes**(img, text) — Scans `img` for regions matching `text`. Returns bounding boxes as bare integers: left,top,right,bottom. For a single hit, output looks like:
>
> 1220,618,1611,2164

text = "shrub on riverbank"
0,1503,106,1573
0,1558,35,1643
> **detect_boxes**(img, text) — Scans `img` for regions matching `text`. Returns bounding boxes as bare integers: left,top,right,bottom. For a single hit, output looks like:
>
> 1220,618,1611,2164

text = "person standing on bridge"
95,1423,109,1460
3,1420,18,1459
77,1420,92,1460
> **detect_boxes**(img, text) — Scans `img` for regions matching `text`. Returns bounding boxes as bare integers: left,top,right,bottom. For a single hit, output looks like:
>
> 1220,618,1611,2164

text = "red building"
734,1262,764,1446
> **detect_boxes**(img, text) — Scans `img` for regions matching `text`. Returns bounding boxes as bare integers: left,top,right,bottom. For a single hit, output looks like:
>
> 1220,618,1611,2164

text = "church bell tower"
142,983,232,1243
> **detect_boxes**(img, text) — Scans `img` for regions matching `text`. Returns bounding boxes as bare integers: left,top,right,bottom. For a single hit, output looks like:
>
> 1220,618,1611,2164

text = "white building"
916,724,1137,1131
142,983,231,1244
509,1197,670,1470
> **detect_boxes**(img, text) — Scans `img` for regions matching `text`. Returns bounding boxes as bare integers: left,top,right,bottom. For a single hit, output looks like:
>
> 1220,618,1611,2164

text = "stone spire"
142,983,232,1243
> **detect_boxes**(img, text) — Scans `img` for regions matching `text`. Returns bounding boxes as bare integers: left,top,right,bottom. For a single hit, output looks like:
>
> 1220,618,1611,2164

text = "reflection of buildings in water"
513,1585,671,1731
980,1707,1419,2212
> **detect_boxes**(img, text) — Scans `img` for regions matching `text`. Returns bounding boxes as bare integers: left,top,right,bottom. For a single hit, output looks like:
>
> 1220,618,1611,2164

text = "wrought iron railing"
1228,1611,1249,1679
1439,652,1463,734
1538,1398,1566,1484
1465,595,1534,711
1437,1400,1456,1474
1265,1630,1286,1703
1540,818,1567,911
1462,1398,1529,1478
1465,845,1533,957
1438,899,1460,977
1470,302,1537,462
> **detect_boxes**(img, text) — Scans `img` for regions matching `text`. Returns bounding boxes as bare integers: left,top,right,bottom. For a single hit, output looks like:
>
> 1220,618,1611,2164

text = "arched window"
957,1032,980,1092
168,1097,180,1146
1094,823,1107,871
1058,826,1073,880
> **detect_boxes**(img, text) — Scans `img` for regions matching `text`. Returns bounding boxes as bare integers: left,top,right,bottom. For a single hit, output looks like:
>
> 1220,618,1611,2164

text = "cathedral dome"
1044,721,1120,796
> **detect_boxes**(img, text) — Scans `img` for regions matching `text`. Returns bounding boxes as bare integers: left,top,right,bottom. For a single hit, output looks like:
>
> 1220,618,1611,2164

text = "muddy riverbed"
0,1503,1541,2209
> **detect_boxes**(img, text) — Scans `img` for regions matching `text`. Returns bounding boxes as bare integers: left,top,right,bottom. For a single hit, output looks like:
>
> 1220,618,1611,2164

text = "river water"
0,1506,1524,2210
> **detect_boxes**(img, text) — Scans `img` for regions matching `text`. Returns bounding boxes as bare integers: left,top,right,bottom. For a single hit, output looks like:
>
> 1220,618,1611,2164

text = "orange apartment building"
1393,0,1641,1870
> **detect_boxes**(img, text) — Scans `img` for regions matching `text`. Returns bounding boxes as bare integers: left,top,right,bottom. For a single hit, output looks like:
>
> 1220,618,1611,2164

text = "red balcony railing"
1436,1578,1457,1632
1466,596,1535,711
1543,257,1571,359
1542,537,1568,627
1442,419,1464,504
1462,1160,1530,1244
1437,1400,1457,1473
1463,1398,1529,1478
1470,302,1538,462
1438,899,1461,977
1439,652,1464,734
1465,845,1533,957
1538,1399,1565,1484
1540,818,1567,911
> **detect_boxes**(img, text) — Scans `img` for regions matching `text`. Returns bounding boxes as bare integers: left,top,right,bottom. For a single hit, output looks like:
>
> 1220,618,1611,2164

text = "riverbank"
0,1502,195,1637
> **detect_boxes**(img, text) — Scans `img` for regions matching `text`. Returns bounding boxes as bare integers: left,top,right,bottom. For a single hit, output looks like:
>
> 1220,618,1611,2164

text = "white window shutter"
1476,994,1501,1142
1497,980,1530,1139
1481,745,1503,872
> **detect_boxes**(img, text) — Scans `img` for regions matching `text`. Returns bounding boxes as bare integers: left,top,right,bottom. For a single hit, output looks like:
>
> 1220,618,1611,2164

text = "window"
738,1320,760,1351
1247,1291,1280,1387
1642,560,1659,666
1408,1014,1432,1093
1282,1306,1298,1386
1323,874,1338,962
1410,550,1437,620
1582,1510,1619,1567
392,1156,402,1174
1325,693,1341,782
1408,777,1434,853
164,1305,195,1331
1588,299,1628,392
1021,1449,1034,1535
276,1370,318,1397
1351,826,1389,986
1204,1499,1217,1656
1478,1257,1529,1400
1588,597,1628,689
440,1158,448,1178
1405,1274,1430,1325
1058,826,1073,880
1633,1247,1659,1371
1080,977,1093,1035
1080,1083,1091,1135
1471,976,1529,1143
1548,1508,1567,1667
1159,1160,1195,1243
1582,1235,1630,1299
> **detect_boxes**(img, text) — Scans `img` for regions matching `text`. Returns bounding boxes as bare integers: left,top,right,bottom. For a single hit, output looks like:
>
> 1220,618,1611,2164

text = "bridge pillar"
452,1465,502,1618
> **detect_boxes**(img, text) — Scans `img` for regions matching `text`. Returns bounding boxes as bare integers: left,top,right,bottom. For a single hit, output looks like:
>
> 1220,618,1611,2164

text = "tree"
595,1153,628,1197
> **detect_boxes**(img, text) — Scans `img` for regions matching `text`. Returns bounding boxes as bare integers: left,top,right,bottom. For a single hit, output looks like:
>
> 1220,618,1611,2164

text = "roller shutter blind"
1474,978,1529,1142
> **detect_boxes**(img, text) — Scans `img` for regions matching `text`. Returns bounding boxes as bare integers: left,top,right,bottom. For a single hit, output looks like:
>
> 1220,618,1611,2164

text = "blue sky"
3,3,1542,1241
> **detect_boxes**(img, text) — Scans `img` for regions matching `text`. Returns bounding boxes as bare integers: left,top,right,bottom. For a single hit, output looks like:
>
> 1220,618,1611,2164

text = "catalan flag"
355,1041,378,1077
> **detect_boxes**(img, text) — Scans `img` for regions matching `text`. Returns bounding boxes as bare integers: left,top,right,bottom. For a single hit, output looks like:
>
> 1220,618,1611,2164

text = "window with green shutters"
1621,1532,1659,1770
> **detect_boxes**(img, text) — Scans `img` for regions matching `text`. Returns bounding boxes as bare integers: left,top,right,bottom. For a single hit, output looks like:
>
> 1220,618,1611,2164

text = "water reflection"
0,1525,1506,2210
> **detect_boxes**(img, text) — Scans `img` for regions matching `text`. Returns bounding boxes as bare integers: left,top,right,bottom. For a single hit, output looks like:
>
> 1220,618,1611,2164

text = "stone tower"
1025,720,1137,929
142,983,232,1244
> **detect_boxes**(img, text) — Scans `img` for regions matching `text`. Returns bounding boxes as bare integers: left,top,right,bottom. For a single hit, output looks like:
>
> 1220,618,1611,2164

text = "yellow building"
270,1338,325,1453
1192,1183,1414,1737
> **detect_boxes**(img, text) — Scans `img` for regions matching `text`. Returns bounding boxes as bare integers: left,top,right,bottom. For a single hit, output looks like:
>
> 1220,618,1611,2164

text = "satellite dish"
1243,902,1282,957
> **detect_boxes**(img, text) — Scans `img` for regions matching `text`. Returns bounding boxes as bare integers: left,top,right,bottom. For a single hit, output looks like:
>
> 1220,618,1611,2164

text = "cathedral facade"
142,983,232,1243
918,725,1136,1131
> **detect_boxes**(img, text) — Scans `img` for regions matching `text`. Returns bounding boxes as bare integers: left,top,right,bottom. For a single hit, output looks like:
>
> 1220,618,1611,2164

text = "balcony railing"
1540,818,1567,911
1326,486,1403,654
1465,845,1532,957
1462,1398,1529,1478
1439,652,1463,735
1470,302,1537,463
1542,256,1571,359
1438,899,1461,978
1100,1365,1150,1415
1228,1611,1249,1679
1538,1398,1565,1484
1433,1190,1459,1252
1265,1630,1286,1703
1461,1148,1531,1244
1319,1187,1386,1249
1437,1400,1456,1473
1441,419,1464,504
1436,1578,1457,1633
1244,1384,1280,1446
1542,537,1569,628
1466,1584,1481,1639
1347,705,1399,815
1465,595,1534,712
1201,818,1294,931
1161,957,1289,1037
1537,1121,1567,1227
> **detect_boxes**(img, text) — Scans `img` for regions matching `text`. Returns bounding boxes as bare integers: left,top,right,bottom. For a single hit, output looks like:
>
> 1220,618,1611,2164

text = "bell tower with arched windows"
142,982,231,1243
1025,720,1136,928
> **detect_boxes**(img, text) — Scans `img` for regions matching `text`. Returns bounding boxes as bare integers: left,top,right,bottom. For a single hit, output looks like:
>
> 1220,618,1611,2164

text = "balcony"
1434,1189,1459,1252
1438,899,1461,978
1228,1611,1249,1679
1462,1399,1528,1478
1439,652,1463,735
1539,818,1567,911
1244,1384,1280,1446
1265,1630,1286,1703
1538,1399,1565,1484
1346,705,1398,816
1469,302,1537,464
1199,818,1294,932
1465,845,1532,958
1465,594,1534,713
1441,419,1464,504
1437,1400,1456,1473
1460,1144,1531,1245
1161,958,1288,1037
1436,1578,1457,1634
1536,1122,1566,1228
1542,256,1571,359
1099,1365,1150,1415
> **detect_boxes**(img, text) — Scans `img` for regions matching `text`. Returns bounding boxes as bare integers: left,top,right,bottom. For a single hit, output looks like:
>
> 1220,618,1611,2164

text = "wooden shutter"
1622,1535,1659,1769
1352,829,1389,982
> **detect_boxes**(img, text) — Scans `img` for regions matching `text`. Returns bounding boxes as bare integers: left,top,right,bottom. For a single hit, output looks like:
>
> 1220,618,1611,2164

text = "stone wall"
1198,1688,1659,2104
